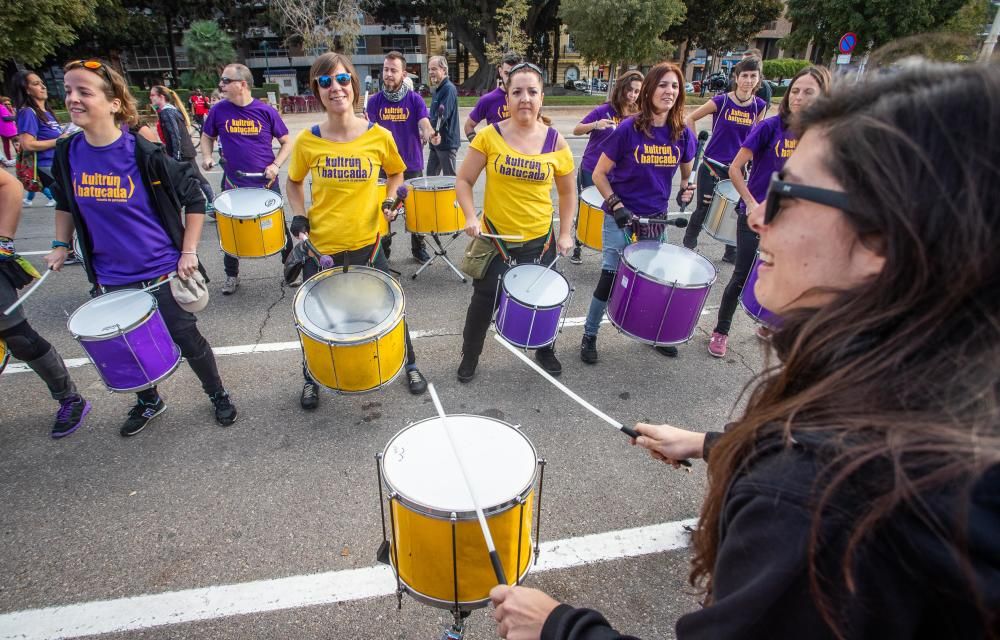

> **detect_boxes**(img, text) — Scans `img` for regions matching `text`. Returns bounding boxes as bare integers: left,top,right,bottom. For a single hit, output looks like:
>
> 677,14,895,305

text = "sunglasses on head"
507,62,543,76
71,59,111,79
316,73,352,89
764,171,852,224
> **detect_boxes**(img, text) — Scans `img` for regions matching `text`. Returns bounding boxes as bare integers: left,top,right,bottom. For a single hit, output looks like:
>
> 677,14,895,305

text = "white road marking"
0,518,696,639
1,311,719,375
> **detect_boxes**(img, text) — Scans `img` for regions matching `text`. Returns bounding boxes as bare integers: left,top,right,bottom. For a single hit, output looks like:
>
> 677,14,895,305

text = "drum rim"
405,176,457,191
212,187,285,220
292,266,405,344
713,179,740,202
500,263,570,309
380,414,539,520
67,290,159,339
392,557,534,611
739,253,780,326
579,185,604,208
620,241,719,289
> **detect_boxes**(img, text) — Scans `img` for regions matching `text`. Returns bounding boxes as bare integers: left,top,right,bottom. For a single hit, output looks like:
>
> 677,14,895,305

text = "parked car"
573,80,592,93
692,80,702,93
685,82,695,94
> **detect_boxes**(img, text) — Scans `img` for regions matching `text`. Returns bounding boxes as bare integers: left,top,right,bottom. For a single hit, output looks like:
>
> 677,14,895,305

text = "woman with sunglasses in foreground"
285,53,428,409
454,62,576,382
707,65,831,357
44,60,237,436
491,62,1000,639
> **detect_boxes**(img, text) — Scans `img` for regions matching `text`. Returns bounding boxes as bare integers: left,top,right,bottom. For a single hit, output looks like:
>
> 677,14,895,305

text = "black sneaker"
51,395,91,439
300,381,319,410
210,391,237,426
580,334,598,364
535,348,562,376
721,246,736,264
570,247,583,265
120,397,166,437
457,353,478,383
655,345,679,358
406,368,428,395
412,246,431,263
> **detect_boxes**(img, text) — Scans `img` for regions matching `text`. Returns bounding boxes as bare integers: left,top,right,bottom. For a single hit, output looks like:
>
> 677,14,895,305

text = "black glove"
613,206,633,229
290,215,310,238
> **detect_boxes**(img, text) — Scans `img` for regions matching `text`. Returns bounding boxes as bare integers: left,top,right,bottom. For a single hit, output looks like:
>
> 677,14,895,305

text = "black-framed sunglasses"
219,76,245,86
764,171,852,224
316,73,352,89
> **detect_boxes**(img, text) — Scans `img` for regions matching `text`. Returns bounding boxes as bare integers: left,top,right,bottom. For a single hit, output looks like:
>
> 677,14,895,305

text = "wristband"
181,251,197,255
466,131,476,143
51,240,70,249
0,236,14,258
604,193,622,209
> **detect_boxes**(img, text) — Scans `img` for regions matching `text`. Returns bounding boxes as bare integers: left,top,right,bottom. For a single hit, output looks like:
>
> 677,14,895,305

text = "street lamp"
261,40,271,82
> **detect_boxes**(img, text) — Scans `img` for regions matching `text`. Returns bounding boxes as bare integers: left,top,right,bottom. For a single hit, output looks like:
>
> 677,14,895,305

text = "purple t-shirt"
579,103,623,173
203,99,289,189
469,87,510,125
600,117,697,216
366,90,430,172
703,93,767,165
16,108,61,166
69,133,179,285
740,115,796,207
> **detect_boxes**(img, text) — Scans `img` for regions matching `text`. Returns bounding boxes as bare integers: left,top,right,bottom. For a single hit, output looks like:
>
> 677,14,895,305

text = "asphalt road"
0,107,766,640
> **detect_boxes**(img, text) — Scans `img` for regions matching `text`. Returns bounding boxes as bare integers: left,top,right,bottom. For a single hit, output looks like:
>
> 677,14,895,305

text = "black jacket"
429,77,460,150
542,434,1000,639
156,105,197,161
51,131,207,285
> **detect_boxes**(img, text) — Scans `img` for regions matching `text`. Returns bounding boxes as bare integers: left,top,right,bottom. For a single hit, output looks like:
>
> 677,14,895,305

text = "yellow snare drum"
404,177,463,234
0,338,9,375
378,415,540,610
213,188,287,258
576,186,605,251
293,266,406,393
376,178,389,237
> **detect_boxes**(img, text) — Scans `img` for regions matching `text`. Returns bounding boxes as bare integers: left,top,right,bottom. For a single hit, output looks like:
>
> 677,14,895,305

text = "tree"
182,20,235,89
0,0,101,68
121,0,222,83
484,0,531,65
665,0,783,70
783,0,968,56
762,58,811,81
559,0,686,70
272,0,363,56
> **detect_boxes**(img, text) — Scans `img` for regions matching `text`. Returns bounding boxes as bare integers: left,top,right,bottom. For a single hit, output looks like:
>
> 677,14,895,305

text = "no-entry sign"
839,32,858,54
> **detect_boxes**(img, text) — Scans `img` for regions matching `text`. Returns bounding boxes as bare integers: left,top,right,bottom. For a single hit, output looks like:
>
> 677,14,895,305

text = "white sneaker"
222,276,239,295
22,197,32,207
45,199,56,207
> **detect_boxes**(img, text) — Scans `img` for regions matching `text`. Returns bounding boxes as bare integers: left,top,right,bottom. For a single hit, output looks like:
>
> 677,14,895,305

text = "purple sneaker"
51,395,91,439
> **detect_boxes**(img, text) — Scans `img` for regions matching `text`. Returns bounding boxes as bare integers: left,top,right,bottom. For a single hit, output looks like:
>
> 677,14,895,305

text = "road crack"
253,281,288,349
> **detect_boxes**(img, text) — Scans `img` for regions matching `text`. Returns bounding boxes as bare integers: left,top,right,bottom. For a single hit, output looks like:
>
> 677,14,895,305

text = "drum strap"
481,217,511,263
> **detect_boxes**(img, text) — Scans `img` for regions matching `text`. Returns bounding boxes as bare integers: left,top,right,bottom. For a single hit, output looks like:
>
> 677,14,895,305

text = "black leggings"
101,279,224,401
683,163,720,249
461,237,556,358
714,214,759,335
301,243,417,384
0,320,78,401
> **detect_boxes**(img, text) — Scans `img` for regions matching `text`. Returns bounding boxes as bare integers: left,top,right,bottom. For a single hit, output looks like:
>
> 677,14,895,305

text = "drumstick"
88,275,178,308
235,171,266,178
3,268,53,316
427,384,509,586
494,334,692,468
524,254,559,293
479,233,524,240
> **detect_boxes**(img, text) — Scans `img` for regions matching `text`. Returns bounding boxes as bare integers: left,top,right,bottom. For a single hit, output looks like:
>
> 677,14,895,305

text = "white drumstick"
427,384,509,585
89,274,178,308
3,268,53,316
525,254,559,293
479,233,524,240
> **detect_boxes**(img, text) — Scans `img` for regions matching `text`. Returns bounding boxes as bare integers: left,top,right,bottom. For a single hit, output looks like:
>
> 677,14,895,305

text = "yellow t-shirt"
287,123,406,254
471,125,575,242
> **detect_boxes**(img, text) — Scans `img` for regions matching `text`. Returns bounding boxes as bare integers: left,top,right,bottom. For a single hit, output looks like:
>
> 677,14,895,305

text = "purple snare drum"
607,242,717,346
495,264,571,349
68,290,181,392
740,254,781,327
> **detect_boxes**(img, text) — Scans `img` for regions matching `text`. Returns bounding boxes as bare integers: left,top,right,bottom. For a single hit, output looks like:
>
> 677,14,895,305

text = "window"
565,65,579,81
566,34,576,53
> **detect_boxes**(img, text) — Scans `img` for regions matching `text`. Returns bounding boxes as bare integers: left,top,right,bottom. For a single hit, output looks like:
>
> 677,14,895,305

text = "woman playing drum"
707,66,831,357
44,59,237,436
286,53,428,409
580,62,696,364
682,56,768,261
491,62,1000,640
569,70,642,264
455,62,576,383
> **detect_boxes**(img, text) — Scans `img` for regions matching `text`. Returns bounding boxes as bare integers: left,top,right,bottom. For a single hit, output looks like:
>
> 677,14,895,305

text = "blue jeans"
584,215,633,336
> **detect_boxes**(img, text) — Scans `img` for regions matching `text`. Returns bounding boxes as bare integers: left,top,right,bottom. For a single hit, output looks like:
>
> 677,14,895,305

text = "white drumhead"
213,188,283,219
68,290,156,337
406,176,456,191
714,180,740,203
503,264,569,307
624,242,716,287
294,267,404,342
580,185,603,208
382,415,537,514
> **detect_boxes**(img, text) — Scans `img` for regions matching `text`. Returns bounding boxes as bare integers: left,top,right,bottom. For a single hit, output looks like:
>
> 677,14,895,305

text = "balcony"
361,23,426,36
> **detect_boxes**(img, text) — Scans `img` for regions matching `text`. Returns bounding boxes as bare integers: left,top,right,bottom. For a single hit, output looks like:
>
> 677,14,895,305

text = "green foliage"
129,86,150,108
183,20,235,77
0,0,101,68
771,85,787,97
560,0,686,67
485,0,532,65
262,83,281,97
180,70,221,90
784,0,968,53
762,58,812,80
666,0,783,60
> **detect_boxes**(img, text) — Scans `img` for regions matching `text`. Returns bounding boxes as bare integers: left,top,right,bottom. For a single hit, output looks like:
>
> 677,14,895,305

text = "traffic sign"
839,32,858,54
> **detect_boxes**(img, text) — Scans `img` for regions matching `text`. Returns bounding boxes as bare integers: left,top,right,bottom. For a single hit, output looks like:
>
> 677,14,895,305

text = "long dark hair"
777,65,832,127
633,62,685,141
8,70,59,125
691,62,1000,636
609,70,643,120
